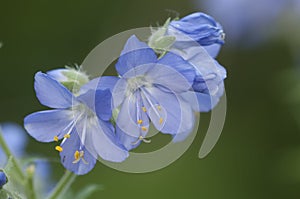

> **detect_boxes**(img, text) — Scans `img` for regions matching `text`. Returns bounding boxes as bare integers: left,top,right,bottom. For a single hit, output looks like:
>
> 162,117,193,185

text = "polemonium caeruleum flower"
98,35,197,150
199,0,286,46
149,13,227,112
24,71,128,175
0,123,28,166
0,170,7,188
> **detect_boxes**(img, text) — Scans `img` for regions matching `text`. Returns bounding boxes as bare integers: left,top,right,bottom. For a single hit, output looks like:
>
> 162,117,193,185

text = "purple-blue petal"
143,86,194,135
24,109,74,142
60,129,96,175
155,52,195,88
115,35,157,76
116,93,149,139
34,72,76,109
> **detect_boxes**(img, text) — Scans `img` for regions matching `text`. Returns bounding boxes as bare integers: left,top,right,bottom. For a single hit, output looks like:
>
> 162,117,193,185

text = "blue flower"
0,170,7,188
98,35,197,150
0,123,28,167
168,12,225,58
24,72,128,175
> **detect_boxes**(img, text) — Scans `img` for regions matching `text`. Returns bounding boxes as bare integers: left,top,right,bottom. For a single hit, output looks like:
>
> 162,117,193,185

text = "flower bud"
0,170,8,188
47,67,89,93
168,12,225,46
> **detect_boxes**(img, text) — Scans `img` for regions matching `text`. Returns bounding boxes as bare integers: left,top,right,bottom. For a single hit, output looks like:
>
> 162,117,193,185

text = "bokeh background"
1,0,300,198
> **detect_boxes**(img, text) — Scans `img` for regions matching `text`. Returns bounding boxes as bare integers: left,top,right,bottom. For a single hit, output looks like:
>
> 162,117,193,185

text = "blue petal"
76,118,129,162
24,109,74,142
203,44,221,58
116,125,146,151
110,77,127,108
77,89,112,121
60,129,96,175
147,53,195,92
169,46,226,94
116,93,149,139
34,72,76,109
143,86,194,136
115,35,157,76
172,100,195,142
181,89,224,112
95,89,113,121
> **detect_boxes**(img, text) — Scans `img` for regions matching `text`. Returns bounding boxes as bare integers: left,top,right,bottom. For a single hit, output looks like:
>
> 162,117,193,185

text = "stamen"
74,150,80,160
64,134,70,139
141,126,147,131
142,137,151,143
157,105,162,111
142,107,147,112
131,136,152,145
54,136,59,142
72,150,88,164
159,118,163,124
55,146,63,152
137,119,143,124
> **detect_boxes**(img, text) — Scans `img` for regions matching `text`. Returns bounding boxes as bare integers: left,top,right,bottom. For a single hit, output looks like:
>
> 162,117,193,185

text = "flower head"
0,170,8,188
99,35,197,149
148,13,227,112
24,71,128,175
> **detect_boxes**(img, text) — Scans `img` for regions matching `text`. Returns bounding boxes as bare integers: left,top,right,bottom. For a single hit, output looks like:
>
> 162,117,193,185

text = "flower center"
126,76,152,95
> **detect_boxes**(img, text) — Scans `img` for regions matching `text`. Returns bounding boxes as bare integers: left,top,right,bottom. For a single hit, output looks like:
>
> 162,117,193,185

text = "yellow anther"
74,150,80,160
159,118,163,124
141,126,147,131
142,107,147,112
64,134,70,139
54,136,59,142
73,150,88,164
137,119,143,124
55,146,63,152
157,105,162,111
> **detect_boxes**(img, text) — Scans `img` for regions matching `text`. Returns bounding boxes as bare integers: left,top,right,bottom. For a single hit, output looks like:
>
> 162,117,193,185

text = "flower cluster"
23,12,227,175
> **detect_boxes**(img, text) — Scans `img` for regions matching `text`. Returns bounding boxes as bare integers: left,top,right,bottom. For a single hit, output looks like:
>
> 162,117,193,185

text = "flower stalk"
47,170,76,199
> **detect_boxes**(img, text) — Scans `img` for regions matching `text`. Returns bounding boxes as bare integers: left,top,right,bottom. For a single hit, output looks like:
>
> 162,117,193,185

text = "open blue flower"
97,35,197,150
24,72,128,175
168,12,225,58
0,123,28,167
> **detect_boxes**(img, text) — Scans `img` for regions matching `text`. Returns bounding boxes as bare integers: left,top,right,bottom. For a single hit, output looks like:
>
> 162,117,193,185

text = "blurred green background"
1,0,300,198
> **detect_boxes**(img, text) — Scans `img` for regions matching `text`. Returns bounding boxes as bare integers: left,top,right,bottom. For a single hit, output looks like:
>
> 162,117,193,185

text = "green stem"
26,166,37,199
0,127,25,179
47,170,76,199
